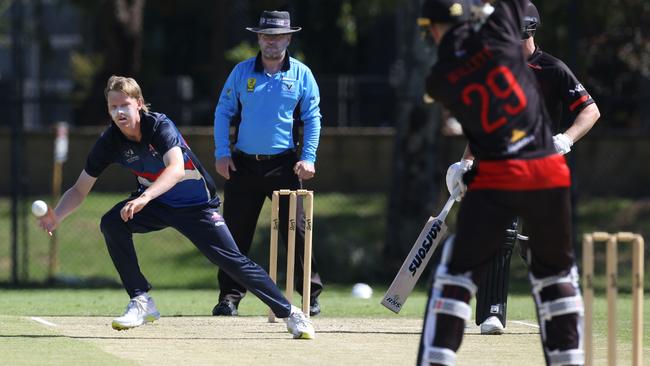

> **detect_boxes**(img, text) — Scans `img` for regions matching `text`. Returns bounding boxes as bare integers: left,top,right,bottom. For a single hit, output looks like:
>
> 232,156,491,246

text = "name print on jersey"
446,47,494,84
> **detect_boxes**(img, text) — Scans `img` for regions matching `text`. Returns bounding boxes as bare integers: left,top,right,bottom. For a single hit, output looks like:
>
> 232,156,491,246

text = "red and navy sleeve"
84,129,116,178
149,118,184,156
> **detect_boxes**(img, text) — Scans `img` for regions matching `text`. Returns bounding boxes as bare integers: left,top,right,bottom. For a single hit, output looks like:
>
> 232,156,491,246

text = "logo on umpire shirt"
282,76,295,92
247,78,256,92
283,81,294,91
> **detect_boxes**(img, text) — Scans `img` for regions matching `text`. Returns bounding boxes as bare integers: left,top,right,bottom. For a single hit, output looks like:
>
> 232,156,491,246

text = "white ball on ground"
31,200,48,217
351,283,373,299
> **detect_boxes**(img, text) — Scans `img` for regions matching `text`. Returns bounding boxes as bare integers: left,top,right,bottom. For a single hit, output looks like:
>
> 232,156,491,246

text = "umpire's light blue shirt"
214,53,322,163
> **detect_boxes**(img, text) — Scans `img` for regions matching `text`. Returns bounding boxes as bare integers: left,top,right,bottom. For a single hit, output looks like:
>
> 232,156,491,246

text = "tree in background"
382,0,442,279
578,0,650,130
71,0,146,125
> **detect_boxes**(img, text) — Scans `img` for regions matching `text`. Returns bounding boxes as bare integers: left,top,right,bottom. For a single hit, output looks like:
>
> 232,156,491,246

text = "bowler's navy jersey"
85,112,218,207
426,0,555,161
528,47,595,133
426,0,570,191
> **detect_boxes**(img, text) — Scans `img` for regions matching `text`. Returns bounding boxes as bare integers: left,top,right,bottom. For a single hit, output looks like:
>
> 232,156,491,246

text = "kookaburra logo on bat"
408,220,443,276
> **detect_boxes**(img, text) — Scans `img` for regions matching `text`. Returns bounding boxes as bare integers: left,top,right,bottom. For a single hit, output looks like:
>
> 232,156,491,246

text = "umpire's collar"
254,51,291,73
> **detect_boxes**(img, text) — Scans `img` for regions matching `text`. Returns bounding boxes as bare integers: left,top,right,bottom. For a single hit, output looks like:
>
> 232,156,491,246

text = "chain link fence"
0,190,389,288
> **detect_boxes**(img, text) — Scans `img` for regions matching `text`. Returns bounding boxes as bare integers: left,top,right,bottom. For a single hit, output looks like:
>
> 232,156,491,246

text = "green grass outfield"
1,193,648,364
0,288,648,365
1,192,649,288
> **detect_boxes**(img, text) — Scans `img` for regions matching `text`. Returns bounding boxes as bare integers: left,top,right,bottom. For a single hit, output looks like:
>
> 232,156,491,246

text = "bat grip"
438,193,458,222
450,185,461,201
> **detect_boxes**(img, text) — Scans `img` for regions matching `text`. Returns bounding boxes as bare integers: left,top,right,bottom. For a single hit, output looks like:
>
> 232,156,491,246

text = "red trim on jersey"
468,155,570,190
569,95,590,112
131,160,196,182
528,63,542,70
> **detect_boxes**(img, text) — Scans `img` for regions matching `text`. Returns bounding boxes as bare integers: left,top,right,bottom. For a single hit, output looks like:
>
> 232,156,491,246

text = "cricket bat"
381,193,458,313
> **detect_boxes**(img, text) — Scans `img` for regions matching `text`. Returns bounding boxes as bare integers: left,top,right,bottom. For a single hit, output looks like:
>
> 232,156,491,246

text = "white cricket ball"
351,283,373,299
31,200,48,217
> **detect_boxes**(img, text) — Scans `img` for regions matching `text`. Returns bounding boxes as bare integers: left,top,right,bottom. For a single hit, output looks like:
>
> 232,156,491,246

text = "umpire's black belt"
233,148,295,161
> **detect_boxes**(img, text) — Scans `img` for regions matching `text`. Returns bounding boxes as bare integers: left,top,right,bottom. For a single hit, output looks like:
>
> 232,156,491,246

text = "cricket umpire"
474,0,600,335
212,10,323,316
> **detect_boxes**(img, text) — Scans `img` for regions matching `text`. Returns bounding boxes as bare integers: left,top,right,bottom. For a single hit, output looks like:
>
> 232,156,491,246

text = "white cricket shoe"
112,293,160,331
284,305,315,339
480,316,504,335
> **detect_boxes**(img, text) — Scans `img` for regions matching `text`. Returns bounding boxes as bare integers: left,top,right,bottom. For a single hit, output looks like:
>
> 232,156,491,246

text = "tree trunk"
76,0,146,125
382,0,442,280
210,0,230,102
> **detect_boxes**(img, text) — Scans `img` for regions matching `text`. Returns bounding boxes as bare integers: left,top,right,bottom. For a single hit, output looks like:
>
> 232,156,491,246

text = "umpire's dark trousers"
100,197,292,318
218,150,323,305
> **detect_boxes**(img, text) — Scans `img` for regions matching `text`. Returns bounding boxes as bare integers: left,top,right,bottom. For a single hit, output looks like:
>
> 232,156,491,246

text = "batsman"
473,0,600,335
417,0,585,365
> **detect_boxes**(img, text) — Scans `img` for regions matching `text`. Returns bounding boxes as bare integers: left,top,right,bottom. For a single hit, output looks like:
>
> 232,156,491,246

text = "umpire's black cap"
420,0,470,25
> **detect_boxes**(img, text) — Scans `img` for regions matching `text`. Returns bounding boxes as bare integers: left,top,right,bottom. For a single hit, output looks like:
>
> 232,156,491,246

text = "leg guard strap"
548,349,584,366
433,297,472,320
538,295,584,320
529,266,584,365
530,268,580,294
424,346,457,366
435,273,478,295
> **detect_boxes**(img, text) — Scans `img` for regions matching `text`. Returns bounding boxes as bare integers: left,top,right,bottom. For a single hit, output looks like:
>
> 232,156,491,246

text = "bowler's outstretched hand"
37,209,57,236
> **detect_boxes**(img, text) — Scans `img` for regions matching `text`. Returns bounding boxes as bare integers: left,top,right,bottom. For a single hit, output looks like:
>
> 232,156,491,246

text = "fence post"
48,122,69,281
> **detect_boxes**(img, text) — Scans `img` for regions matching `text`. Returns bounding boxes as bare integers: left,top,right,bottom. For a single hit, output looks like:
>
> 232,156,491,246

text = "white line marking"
30,317,57,327
511,320,539,329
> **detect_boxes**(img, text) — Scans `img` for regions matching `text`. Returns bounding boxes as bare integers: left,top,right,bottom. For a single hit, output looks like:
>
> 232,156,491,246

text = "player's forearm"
141,165,185,201
53,170,96,222
564,103,600,144
54,186,88,222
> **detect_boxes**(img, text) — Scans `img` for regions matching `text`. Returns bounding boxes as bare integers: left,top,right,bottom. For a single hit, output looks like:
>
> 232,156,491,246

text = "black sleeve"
149,118,184,156
556,60,595,117
84,130,116,178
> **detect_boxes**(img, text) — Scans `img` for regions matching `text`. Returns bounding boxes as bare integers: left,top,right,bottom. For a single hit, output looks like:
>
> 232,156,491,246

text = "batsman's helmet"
420,0,470,26
521,1,540,39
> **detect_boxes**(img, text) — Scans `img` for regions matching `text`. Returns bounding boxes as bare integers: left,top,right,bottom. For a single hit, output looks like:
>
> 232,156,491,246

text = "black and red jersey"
528,47,595,133
426,0,569,190
426,0,555,161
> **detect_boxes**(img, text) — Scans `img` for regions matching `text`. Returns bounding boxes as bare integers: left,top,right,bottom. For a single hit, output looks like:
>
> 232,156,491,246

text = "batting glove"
553,133,573,155
446,159,473,202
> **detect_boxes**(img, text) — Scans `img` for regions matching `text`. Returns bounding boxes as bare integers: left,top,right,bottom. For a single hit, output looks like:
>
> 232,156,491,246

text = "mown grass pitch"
0,288,647,365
